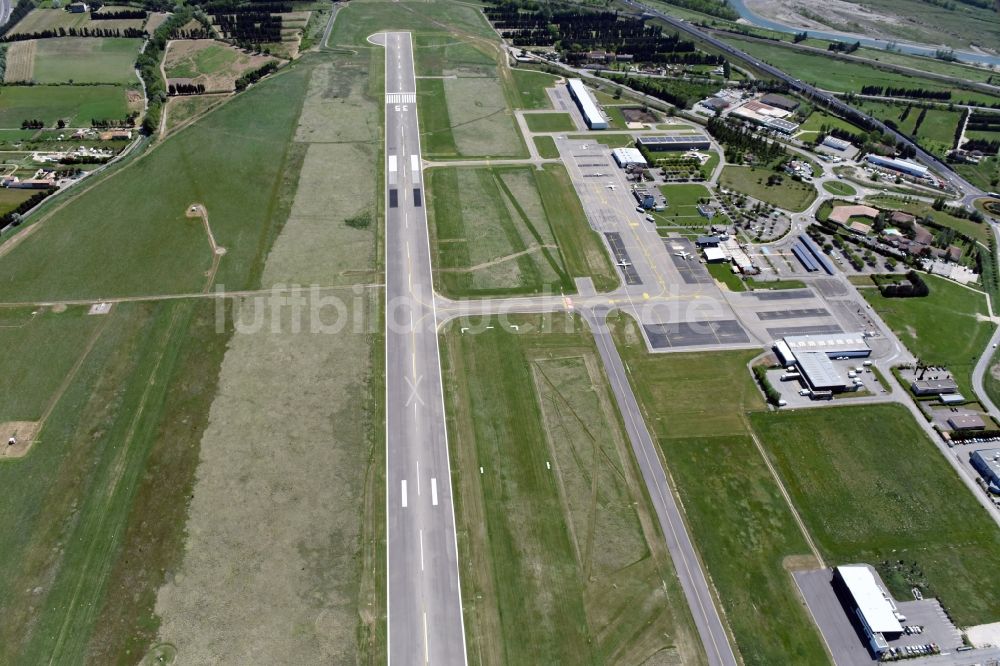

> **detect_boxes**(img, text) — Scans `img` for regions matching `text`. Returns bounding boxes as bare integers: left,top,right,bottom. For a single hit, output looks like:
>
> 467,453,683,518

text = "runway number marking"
401,480,408,508
431,478,438,506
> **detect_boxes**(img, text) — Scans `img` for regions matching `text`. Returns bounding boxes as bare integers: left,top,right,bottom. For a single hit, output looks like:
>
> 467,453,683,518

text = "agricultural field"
8,7,145,35
611,314,830,666
855,99,962,157
524,112,576,133
754,405,1000,627
5,38,142,84
721,36,1000,105
427,164,617,296
0,84,128,128
441,314,706,665
164,39,278,92
861,274,995,397
0,26,386,664
798,111,864,136
163,94,228,135
719,165,816,212
0,187,39,216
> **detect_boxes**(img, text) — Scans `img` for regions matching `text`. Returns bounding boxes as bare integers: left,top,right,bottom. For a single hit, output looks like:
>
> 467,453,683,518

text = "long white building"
567,78,607,130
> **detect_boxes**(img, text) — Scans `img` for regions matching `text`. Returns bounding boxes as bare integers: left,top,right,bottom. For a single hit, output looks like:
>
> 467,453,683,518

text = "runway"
373,31,468,665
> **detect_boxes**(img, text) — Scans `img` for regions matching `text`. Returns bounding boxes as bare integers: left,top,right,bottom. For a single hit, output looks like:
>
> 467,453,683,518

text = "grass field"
524,112,576,133
567,132,636,147
508,67,558,109
164,39,276,92
427,164,617,296
441,314,706,665
0,187,38,217
533,135,558,158
719,166,817,212
956,157,1000,193
409,32,525,158
0,84,128,127
798,111,864,136
754,404,1000,627
861,274,994,397
163,94,227,134
6,38,143,84
822,180,857,197
610,314,829,666
659,183,713,226
855,99,962,157
0,65,311,301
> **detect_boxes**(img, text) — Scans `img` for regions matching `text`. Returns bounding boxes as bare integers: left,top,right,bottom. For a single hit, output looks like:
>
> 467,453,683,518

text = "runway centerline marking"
401,480,408,508
431,478,438,506
420,529,425,571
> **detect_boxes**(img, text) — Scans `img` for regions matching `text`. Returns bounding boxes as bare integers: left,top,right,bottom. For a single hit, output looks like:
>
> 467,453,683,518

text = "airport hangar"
833,565,905,658
774,333,871,394
567,78,608,130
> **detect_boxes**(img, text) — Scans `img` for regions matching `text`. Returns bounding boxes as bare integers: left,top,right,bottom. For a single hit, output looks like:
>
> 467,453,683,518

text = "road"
0,0,11,28
372,31,468,666
622,0,984,203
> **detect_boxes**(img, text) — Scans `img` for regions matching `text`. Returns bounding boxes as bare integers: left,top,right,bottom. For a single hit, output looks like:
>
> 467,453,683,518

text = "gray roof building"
971,448,1000,494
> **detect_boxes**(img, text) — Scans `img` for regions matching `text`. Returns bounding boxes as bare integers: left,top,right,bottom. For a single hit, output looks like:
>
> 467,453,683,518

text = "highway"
622,0,984,202
372,31,468,665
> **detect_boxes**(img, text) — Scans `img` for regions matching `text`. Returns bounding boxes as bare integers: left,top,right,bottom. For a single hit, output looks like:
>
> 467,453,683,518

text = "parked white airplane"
674,251,691,260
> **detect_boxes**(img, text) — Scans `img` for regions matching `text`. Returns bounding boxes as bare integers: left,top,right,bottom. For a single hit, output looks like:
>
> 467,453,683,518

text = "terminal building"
832,565,904,657
971,448,1000,494
567,79,607,130
637,134,711,152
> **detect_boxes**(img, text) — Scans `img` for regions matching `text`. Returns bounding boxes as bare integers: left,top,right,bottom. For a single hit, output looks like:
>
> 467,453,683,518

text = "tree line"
0,0,36,38
0,190,54,231
137,8,200,133
877,270,929,298
599,71,717,109
827,40,861,53
169,82,207,95
859,85,951,101
234,60,277,91
90,8,147,19
213,12,282,44
2,26,145,41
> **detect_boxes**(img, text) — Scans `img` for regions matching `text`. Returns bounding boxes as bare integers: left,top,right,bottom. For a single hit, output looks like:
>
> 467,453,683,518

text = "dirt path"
185,203,227,291
434,244,557,272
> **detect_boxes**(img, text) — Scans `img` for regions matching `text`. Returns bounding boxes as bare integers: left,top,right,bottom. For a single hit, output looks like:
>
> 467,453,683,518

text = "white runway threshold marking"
401,480,408,508
431,478,438,506
386,92,417,104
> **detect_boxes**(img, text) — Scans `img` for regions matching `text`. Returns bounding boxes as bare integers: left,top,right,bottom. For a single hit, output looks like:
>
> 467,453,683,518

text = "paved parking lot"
757,308,831,321
644,319,750,348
